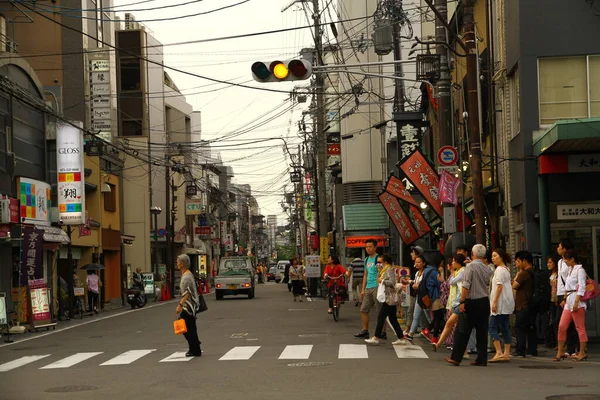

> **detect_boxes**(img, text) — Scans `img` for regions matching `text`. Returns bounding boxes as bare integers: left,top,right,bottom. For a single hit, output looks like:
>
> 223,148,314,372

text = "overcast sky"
113,0,318,223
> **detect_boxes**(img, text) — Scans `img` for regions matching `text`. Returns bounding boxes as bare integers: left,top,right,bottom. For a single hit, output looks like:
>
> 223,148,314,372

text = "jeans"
180,310,201,354
489,314,511,343
515,307,538,356
87,291,99,312
410,300,432,334
374,303,404,339
450,297,490,364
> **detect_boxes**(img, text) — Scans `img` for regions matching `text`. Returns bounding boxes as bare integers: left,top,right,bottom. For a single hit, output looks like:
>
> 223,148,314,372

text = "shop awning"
533,117,600,156
36,225,71,244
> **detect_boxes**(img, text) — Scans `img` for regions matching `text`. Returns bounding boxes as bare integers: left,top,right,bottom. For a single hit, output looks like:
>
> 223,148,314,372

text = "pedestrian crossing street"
0,344,429,372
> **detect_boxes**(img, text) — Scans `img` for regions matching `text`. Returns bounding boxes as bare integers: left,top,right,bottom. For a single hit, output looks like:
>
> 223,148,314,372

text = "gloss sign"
56,122,85,225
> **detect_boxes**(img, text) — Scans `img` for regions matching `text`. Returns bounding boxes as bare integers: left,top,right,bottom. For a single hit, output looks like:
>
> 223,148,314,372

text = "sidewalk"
0,297,174,346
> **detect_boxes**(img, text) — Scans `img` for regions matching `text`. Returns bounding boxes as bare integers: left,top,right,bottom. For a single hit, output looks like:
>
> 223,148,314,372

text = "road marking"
338,344,368,359
393,345,428,359
100,349,156,366
0,300,176,349
278,345,313,360
287,309,313,311
306,297,313,302
40,352,103,369
230,333,248,339
219,346,260,361
159,352,193,363
0,355,50,372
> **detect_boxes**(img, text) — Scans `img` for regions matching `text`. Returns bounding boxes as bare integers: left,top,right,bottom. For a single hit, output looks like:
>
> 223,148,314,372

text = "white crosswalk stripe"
100,349,156,366
338,344,368,359
278,345,313,360
0,355,50,372
40,352,103,369
159,352,195,363
0,343,430,371
219,346,261,361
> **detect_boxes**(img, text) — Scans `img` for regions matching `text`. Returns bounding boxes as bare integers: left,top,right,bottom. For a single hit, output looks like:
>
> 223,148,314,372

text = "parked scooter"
128,268,147,308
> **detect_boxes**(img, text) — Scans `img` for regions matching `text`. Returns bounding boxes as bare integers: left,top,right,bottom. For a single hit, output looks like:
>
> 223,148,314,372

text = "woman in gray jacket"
365,254,408,346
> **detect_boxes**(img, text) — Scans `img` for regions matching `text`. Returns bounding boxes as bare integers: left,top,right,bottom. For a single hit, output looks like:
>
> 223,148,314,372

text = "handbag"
197,294,208,313
173,318,187,335
376,281,386,303
582,276,600,301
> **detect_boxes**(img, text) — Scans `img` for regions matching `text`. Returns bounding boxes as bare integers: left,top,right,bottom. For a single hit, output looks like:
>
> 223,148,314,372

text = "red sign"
327,144,341,155
195,227,211,235
398,150,443,217
439,169,460,205
0,198,19,223
345,236,389,248
407,204,431,238
437,145,458,166
379,192,418,245
385,175,418,206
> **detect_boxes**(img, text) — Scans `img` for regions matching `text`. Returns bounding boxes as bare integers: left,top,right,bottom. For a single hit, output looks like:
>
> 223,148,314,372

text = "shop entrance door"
551,226,599,337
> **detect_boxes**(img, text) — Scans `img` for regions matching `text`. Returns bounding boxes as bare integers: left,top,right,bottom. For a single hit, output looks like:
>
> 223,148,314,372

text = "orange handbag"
173,318,187,335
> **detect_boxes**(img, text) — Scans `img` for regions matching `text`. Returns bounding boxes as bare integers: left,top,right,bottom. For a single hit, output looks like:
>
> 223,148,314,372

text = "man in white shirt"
555,239,579,355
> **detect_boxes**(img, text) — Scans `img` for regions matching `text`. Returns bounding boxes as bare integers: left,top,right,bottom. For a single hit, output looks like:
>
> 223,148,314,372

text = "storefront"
535,117,600,338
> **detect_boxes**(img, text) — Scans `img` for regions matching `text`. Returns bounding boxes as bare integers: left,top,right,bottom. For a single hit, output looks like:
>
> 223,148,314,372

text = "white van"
276,260,290,283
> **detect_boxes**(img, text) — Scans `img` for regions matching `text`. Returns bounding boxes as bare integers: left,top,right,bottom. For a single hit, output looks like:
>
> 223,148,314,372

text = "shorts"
451,305,460,315
360,287,382,314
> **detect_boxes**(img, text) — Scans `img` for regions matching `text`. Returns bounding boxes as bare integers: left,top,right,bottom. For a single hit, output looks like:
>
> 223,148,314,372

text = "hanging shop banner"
20,226,44,286
407,204,432,238
398,149,443,218
305,255,321,279
18,178,51,225
384,174,418,206
439,169,460,205
56,122,85,225
378,192,418,245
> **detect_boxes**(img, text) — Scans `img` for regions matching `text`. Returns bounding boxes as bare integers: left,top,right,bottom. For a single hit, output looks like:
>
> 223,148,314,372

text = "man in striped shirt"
446,244,493,366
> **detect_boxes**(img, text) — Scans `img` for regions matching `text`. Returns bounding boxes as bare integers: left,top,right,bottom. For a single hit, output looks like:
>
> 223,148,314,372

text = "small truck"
214,256,256,300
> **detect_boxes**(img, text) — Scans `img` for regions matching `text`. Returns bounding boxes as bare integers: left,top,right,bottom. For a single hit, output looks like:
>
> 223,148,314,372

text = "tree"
276,244,296,261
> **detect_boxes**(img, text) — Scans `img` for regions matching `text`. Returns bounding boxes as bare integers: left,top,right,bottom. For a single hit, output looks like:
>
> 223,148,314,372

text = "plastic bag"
173,318,187,335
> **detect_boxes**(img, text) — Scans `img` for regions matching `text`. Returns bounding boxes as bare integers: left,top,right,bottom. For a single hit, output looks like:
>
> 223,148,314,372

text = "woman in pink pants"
554,250,588,362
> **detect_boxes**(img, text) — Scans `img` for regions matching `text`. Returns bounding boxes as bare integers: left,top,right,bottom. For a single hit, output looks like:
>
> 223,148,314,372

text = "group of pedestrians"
340,238,594,366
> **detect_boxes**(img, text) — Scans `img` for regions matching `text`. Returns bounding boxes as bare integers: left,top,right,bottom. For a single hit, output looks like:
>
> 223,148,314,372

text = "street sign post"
437,145,458,166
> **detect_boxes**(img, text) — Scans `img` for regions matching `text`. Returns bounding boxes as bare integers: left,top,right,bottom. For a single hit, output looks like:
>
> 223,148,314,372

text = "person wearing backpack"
512,251,538,357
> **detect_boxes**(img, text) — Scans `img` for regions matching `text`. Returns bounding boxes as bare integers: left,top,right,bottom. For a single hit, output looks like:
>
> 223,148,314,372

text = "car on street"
267,266,277,282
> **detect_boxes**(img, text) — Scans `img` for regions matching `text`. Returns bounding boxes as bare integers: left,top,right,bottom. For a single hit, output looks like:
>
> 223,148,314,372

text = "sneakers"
365,337,379,345
354,330,369,338
380,332,387,340
404,335,414,343
420,328,432,342
431,337,439,345
392,338,408,345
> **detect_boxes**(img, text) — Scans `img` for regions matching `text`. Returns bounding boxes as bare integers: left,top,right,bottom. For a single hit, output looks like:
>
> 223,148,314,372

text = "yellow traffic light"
272,62,289,80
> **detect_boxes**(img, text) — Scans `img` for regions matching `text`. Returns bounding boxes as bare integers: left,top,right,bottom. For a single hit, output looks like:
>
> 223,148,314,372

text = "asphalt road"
0,283,599,400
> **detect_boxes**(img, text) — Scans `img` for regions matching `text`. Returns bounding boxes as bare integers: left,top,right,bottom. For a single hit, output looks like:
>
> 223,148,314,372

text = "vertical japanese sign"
378,192,418,245
385,174,418,206
88,51,112,142
57,122,85,225
18,178,51,225
21,226,43,285
398,123,423,161
398,149,443,217
407,204,431,238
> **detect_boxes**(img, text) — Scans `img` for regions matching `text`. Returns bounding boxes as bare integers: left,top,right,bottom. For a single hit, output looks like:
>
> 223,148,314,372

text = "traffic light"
251,59,312,83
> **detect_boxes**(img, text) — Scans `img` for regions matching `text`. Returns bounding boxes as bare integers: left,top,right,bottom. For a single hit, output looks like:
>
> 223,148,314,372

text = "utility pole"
435,0,452,147
165,154,172,298
464,0,485,244
313,0,328,265
392,17,405,115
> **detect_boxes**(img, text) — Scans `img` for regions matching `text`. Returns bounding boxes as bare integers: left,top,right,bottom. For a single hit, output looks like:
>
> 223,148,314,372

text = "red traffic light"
288,59,310,79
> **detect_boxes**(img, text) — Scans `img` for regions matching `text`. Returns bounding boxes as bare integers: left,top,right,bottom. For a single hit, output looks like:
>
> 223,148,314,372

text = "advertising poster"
305,255,321,279
56,122,85,225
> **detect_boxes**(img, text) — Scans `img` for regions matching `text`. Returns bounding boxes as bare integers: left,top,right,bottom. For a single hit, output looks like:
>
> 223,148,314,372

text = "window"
120,59,141,91
121,120,143,136
104,184,116,212
538,56,600,125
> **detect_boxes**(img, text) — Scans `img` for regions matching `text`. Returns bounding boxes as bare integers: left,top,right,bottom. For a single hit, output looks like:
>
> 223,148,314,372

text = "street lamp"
150,206,162,279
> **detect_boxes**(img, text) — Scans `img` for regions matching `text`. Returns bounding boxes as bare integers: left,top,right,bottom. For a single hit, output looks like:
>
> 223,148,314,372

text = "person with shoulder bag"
365,254,408,346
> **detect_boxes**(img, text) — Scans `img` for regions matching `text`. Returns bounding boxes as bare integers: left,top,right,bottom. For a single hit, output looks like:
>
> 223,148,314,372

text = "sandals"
573,355,588,362
553,354,567,362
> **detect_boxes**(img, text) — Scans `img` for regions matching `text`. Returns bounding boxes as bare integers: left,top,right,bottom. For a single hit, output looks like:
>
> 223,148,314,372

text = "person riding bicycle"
323,255,351,314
